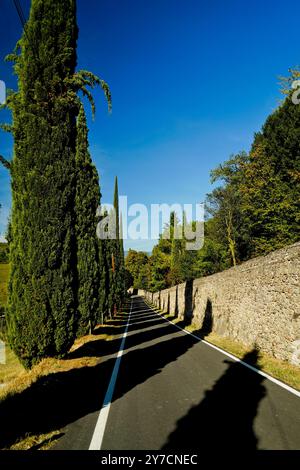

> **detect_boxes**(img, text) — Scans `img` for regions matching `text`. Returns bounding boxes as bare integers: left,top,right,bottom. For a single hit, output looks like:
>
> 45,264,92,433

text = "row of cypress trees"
1,0,125,368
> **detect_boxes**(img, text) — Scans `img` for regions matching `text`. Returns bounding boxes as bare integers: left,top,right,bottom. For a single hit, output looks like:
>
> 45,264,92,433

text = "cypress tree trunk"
7,0,79,368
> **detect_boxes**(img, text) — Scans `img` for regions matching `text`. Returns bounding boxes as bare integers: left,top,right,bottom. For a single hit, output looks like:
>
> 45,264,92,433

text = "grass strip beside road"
0,263,25,387
0,325,119,450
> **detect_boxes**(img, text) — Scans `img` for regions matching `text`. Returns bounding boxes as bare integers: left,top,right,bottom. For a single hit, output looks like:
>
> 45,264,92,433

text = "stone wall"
139,242,300,364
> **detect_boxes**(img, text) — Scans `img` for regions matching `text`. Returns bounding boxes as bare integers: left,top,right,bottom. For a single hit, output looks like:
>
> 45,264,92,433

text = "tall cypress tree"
113,177,125,311
6,0,79,368
75,105,101,336
119,211,125,298
108,178,119,316
104,208,115,318
98,233,110,324
106,177,125,315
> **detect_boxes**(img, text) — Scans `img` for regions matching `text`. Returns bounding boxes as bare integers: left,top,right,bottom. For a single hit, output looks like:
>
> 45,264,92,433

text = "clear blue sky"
0,0,299,251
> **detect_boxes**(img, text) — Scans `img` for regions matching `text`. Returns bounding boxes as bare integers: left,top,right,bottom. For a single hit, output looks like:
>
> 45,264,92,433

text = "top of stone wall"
157,241,300,294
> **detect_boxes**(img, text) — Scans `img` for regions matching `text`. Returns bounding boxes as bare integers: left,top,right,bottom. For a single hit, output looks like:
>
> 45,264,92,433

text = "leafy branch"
0,155,11,171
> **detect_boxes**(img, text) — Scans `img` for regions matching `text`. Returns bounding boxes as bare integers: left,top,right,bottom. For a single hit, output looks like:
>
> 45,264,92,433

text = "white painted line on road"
130,309,154,314
143,299,300,398
129,314,156,321
89,301,133,450
128,317,164,327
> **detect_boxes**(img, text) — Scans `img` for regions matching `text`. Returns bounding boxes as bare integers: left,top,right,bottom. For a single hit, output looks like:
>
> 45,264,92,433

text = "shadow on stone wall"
184,279,194,324
202,298,213,336
175,286,179,318
181,282,213,337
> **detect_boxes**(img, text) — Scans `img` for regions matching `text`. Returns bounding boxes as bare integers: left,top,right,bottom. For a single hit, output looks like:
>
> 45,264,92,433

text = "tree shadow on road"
0,307,204,449
0,299,265,451
162,348,266,450
69,310,180,360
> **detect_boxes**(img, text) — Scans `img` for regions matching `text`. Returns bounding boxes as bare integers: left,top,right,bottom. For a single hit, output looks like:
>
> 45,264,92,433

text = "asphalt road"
55,296,300,451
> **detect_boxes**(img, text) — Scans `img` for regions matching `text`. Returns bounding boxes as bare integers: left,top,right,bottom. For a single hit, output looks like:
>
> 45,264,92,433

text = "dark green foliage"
208,152,251,265
137,70,300,292
97,179,125,319
136,263,152,290
169,212,180,285
2,0,113,366
95,206,113,322
74,106,101,336
119,213,126,298
107,237,115,317
125,250,150,290
193,219,229,277
148,246,170,292
240,94,300,255
109,177,125,313
97,236,110,324
197,74,300,272
5,0,79,368
124,269,134,291
170,237,183,286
